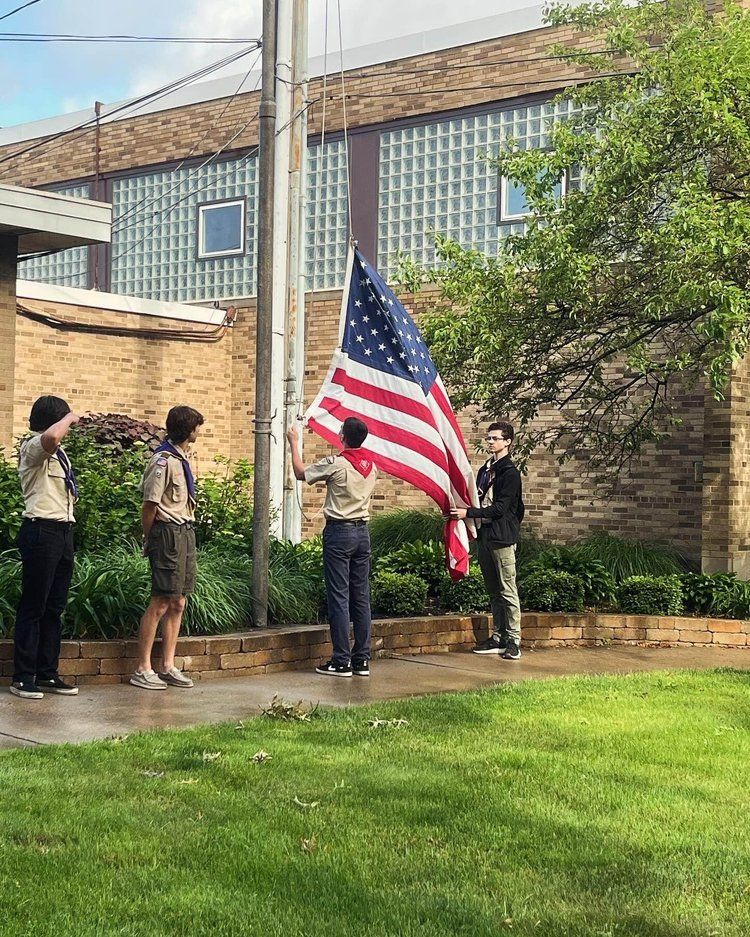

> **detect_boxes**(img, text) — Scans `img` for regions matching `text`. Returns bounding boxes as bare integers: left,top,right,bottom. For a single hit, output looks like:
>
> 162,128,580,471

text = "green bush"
680,572,738,616
617,575,684,616
520,570,585,613
523,547,615,607
371,571,428,618
376,540,446,591
575,534,694,582
369,510,444,557
436,566,489,613
0,427,256,555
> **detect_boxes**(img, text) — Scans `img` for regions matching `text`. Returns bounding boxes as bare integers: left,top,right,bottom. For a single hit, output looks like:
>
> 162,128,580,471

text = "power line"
0,43,261,176
0,0,43,23
0,32,263,43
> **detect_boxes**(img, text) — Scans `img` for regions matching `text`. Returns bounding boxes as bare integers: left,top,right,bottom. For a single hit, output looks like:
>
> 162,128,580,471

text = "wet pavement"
0,645,747,748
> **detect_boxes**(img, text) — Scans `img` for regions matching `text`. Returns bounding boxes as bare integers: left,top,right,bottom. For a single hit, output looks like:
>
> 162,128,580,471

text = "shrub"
371,571,428,618
75,413,164,453
369,510,444,557
523,547,615,607
194,456,255,550
575,534,694,582
436,566,489,613
0,454,24,551
520,570,585,613
680,572,738,616
617,575,684,616
375,540,446,591
515,530,554,577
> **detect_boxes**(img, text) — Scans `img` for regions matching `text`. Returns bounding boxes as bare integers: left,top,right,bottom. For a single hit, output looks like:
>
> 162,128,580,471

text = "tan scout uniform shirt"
304,455,378,521
141,449,195,523
19,434,76,522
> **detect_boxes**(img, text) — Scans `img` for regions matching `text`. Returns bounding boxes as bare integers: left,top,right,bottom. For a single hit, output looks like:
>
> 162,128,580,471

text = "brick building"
0,6,746,573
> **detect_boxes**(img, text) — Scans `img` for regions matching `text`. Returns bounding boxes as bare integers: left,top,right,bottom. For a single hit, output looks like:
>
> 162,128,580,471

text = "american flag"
304,245,478,579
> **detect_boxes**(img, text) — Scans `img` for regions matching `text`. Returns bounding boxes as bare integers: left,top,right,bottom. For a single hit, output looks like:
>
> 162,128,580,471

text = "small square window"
197,198,246,259
499,171,566,223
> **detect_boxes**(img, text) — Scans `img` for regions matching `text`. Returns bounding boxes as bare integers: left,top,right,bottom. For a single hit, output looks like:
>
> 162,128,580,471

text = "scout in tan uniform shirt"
287,416,378,678
11,396,81,700
130,405,204,692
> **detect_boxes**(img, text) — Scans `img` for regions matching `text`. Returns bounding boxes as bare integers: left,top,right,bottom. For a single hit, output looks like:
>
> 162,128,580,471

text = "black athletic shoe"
315,660,353,678
502,641,522,661
352,659,370,677
473,634,506,655
36,676,79,696
9,681,43,700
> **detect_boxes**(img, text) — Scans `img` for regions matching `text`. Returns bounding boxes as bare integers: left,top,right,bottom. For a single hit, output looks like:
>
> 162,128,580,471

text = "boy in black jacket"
450,421,524,660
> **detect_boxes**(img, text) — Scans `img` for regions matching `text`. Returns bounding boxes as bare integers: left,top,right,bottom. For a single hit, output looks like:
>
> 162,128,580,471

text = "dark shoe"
352,659,370,677
502,641,522,660
36,676,79,696
473,634,506,655
315,660,353,678
9,681,44,700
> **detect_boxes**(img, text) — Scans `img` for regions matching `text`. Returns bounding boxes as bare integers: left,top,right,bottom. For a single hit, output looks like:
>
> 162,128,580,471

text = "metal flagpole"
282,0,308,542
252,0,278,629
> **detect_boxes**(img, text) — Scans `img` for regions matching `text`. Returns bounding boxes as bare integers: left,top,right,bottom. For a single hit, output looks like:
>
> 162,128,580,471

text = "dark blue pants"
13,518,75,683
322,521,372,666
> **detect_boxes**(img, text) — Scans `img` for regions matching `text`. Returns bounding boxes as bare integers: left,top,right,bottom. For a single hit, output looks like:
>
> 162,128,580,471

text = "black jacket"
466,454,524,547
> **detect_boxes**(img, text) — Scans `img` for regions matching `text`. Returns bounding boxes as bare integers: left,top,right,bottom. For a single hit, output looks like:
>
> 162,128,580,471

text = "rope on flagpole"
293,0,330,526
336,0,353,239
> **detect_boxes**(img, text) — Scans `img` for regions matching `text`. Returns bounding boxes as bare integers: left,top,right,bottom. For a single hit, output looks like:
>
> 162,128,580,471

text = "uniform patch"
156,458,168,467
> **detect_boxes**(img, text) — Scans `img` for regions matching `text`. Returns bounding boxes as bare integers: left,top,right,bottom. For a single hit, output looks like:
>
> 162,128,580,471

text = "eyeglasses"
486,435,507,442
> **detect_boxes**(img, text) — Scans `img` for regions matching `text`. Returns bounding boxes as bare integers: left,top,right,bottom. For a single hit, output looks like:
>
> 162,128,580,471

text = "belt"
326,518,367,526
25,517,74,527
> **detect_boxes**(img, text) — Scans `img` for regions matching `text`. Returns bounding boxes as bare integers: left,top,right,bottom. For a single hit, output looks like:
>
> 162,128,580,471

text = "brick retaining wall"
0,612,747,686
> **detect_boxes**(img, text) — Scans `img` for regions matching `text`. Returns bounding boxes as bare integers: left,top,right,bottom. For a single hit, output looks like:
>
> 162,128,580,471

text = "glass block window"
305,138,349,290
110,154,258,302
377,98,580,277
18,184,90,288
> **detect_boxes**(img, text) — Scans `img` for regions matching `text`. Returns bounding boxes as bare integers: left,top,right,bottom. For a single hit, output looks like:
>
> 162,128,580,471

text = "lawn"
0,670,749,936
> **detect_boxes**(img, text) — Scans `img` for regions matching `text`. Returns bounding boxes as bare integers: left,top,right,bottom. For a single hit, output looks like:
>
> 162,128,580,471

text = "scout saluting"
11,395,80,699
131,405,204,690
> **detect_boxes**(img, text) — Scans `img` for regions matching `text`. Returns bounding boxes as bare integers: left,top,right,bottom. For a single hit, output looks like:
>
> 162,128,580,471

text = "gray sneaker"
158,666,194,688
130,669,168,690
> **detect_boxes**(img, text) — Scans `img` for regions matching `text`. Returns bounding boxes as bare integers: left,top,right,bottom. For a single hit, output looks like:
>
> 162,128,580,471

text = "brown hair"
166,406,204,444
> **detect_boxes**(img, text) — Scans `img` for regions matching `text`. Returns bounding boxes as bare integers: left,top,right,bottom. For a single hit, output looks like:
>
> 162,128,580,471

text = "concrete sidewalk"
0,645,747,749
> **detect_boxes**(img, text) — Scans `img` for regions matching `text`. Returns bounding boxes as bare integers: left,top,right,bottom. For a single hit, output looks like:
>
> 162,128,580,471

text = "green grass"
1,670,749,936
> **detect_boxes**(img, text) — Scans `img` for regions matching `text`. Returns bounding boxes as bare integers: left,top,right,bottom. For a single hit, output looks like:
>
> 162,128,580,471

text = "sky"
0,0,542,129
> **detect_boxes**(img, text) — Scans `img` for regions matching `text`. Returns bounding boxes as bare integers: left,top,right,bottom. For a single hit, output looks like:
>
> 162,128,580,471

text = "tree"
400,0,750,479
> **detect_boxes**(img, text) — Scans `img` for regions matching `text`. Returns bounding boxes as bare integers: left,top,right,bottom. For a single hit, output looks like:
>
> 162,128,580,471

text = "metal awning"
0,183,111,255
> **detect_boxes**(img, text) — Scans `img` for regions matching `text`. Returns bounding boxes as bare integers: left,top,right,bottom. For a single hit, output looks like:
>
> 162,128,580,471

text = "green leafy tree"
400,0,750,477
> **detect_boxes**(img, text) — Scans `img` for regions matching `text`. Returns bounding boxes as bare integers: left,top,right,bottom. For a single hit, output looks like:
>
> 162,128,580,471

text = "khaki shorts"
146,522,197,597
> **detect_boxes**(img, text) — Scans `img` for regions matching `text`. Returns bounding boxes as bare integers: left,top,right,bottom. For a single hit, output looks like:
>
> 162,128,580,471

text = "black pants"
13,518,75,683
322,520,372,666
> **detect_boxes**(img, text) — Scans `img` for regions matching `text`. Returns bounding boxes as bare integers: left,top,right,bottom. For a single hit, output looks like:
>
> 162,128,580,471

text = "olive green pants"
477,535,521,644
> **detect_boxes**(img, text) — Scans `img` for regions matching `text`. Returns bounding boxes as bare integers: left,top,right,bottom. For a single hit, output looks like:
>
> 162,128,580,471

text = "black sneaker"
36,676,79,696
473,634,506,655
352,659,370,677
502,641,522,661
315,660,353,678
9,681,44,700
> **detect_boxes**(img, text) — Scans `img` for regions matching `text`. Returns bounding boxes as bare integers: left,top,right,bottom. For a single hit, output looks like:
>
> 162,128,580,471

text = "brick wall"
11,298,235,472
0,22,608,188
234,288,705,558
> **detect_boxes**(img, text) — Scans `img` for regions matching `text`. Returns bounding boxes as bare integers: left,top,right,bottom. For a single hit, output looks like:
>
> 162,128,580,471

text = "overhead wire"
0,0,43,23
0,32,262,43
0,43,261,176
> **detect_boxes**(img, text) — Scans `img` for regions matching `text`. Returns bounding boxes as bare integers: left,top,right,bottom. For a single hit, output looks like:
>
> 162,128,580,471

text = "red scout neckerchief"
340,448,374,478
